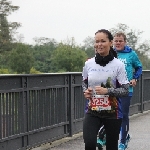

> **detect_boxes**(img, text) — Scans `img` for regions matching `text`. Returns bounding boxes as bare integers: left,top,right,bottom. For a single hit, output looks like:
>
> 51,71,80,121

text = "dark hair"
110,47,117,58
95,29,113,41
95,29,117,58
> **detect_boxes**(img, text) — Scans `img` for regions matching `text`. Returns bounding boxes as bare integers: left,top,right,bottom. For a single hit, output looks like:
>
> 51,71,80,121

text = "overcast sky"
8,0,150,45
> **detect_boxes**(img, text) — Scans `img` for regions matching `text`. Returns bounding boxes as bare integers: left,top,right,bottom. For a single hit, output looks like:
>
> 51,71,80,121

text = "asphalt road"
32,110,150,150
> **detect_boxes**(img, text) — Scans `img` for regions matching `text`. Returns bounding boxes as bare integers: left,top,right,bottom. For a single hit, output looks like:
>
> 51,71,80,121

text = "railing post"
68,74,74,137
141,74,144,113
21,76,28,148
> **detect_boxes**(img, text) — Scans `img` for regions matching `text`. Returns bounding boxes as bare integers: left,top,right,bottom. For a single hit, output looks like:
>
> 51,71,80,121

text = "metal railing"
0,71,149,150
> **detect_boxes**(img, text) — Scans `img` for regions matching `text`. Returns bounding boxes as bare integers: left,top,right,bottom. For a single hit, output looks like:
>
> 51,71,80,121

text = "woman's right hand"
84,87,93,99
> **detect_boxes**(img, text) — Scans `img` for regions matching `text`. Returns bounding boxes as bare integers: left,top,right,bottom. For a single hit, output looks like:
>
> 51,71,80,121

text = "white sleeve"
82,63,88,80
117,63,129,85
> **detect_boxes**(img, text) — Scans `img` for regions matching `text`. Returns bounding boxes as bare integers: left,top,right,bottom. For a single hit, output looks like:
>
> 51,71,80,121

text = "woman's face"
94,32,112,56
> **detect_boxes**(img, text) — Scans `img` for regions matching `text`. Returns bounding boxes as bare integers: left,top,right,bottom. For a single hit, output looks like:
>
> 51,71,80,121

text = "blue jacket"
115,46,142,95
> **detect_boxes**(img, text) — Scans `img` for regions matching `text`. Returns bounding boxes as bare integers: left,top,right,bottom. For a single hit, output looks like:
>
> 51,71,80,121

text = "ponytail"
110,47,117,58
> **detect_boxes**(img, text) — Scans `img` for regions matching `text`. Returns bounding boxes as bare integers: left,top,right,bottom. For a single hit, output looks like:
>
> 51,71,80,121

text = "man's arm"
132,51,142,80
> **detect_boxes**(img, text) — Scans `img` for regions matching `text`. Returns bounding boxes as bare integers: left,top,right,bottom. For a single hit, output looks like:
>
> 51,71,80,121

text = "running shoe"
97,139,103,150
125,134,131,148
118,143,125,150
103,134,106,145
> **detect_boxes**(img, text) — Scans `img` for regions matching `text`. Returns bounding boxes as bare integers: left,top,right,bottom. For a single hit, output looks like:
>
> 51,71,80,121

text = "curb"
30,132,83,150
129,109,150,119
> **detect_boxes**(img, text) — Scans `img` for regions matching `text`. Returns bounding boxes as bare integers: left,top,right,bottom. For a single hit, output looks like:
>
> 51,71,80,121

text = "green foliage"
0,52,8,68
82,36,95,58
32,38,57,72
57,69,67,73
50,43,88,72
0,68,9,74
0,0,19,16
134,50,150,70
81,46,95,59
0,0,20,52
0,68,16,74
0,14,12,52
8,43,34,73
30,67,42,74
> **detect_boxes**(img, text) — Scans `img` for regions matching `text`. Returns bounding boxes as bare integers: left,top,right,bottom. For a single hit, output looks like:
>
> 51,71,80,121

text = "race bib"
90,95,111,111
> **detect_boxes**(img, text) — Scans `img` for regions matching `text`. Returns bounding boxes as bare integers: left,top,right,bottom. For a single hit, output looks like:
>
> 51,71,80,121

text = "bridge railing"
0,71,149,150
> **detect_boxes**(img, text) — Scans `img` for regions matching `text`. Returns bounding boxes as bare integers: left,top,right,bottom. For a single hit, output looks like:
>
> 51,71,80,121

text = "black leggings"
83,113,122,150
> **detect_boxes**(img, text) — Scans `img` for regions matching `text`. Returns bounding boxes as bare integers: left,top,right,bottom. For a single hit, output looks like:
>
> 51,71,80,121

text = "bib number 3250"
90,95,111,111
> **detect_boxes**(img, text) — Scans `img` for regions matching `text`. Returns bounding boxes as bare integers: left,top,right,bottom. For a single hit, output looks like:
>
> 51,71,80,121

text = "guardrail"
0,71,149,150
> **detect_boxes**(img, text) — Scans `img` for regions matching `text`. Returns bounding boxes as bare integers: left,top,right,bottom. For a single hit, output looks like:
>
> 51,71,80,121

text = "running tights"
83,113,122,150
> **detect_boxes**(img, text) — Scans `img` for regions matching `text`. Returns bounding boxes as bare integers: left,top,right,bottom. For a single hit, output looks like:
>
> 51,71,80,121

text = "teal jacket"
115,46,142,96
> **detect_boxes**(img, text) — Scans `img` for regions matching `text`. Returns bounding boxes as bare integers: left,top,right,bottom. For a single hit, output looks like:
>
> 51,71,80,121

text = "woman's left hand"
95,86,108,95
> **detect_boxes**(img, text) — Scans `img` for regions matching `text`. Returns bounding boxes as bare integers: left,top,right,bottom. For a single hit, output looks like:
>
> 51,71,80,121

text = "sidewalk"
32,110,150,150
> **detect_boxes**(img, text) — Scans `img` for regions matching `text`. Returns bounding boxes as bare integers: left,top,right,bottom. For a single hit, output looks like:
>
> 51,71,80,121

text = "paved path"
32,110,150,150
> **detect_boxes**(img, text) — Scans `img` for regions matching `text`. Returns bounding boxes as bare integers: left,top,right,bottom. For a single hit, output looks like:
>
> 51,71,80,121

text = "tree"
0,0,21,51
50,43,88,72
136,42,150,69
109,23,150,70
33,37,57,46
0,0,19,16
109,23,143,50
0,14,12,51
82,36,95,58
32,37,57,72
8,43,34,74
137,40,150,56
